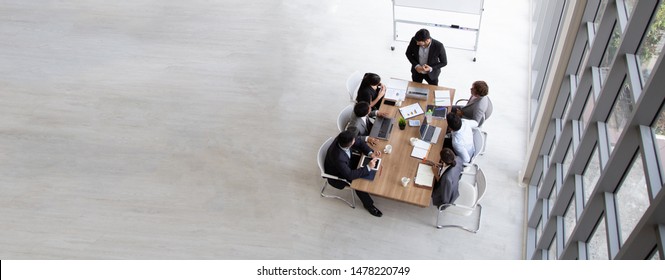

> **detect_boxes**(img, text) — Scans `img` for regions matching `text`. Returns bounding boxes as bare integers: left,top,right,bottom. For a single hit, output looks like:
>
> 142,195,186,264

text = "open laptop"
368,117,394,140
406,87,429,100
419,117,442,144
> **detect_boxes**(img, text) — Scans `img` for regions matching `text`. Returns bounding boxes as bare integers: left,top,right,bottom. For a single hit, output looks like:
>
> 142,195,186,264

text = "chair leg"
435,204,483,233
320,181,356,208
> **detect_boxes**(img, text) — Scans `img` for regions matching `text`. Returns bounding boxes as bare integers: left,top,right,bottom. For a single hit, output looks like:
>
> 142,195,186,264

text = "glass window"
577,42,589,77
562,142,573,177
651,249,661,260
623,0,638,18
606,79,634,153
637,2,665,85
563,197,577,244
652,100,665,180
593,0,609,32
599,23,621,84
587,216,609,260
549,185,558,214
536,217,543,244
615,154,649,245
583,146,601,205
581,89,595,130
548,236,557,260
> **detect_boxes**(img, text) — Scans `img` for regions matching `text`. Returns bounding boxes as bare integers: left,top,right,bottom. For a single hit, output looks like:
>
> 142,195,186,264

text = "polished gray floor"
0,0,529,259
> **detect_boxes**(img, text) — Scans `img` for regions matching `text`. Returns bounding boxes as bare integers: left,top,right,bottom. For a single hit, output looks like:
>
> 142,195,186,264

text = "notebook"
414,163,435,188
410,139,431,159
434,90,452,106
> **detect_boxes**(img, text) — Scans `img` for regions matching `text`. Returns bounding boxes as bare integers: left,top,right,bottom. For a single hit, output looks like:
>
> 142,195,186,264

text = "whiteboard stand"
390,0,484,62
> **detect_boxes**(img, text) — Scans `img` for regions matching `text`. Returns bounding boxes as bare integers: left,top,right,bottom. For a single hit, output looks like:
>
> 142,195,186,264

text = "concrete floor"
0,0,529,259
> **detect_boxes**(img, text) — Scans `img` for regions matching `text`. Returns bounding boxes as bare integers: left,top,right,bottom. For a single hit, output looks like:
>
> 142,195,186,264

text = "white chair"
466,127,487,166
317,137,356,208
435,164,486,233
346,71,364,102
337,104,355,131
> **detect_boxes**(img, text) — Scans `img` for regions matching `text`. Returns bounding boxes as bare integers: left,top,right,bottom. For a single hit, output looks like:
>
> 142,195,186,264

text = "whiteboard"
394,0,483,15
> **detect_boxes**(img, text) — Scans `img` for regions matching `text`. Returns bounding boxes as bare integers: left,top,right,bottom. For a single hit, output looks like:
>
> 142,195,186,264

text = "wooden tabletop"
351,82,456,207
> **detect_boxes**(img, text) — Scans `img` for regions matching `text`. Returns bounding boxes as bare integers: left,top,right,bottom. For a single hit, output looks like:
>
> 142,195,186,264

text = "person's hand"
423,64,432,72
377,111,389,118
377,86,386,98
368,158,378,169
367,137,379,146
415,65,424,73
371,150,381,158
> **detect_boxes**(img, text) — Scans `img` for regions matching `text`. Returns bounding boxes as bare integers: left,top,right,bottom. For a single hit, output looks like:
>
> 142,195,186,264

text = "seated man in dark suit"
324,130,383,217
430,148,464,208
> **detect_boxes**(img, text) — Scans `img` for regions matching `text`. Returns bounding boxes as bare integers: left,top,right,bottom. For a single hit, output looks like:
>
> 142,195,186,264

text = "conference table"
351,81,456,207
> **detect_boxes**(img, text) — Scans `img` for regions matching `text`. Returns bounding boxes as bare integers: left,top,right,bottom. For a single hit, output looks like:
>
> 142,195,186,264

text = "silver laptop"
419,117,441,144
406,87,429,100
368,117,394,140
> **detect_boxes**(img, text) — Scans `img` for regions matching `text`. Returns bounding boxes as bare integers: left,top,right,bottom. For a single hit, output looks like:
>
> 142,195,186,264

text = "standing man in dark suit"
324,130,383,217
405,29,447,85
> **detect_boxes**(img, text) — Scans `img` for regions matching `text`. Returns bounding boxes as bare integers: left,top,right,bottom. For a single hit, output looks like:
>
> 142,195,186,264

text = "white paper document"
399,103,424,119
385,78,408,101
414,163,435,188
434,90,451,106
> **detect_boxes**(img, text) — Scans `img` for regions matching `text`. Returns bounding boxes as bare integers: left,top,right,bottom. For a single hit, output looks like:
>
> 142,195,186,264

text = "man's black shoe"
366,205,383,217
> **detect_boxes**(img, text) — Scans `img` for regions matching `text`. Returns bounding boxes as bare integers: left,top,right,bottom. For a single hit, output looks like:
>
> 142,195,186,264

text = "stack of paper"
410,139,431,159
414,163,435,188
399,103,424,119
434,90,451,106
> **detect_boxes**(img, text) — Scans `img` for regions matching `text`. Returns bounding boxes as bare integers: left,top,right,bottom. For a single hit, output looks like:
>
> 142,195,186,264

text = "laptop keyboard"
425,127,435,140
378,119,391,137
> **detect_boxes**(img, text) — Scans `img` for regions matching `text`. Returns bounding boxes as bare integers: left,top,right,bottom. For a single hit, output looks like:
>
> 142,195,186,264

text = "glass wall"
526,0,665,259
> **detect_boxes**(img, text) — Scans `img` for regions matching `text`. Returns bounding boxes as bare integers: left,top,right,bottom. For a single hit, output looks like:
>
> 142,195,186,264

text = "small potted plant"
398,117,406,130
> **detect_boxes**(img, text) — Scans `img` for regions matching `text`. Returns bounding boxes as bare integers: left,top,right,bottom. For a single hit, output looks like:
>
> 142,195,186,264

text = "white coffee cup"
401,177,410,187
410,137,418,146
383,144,392,154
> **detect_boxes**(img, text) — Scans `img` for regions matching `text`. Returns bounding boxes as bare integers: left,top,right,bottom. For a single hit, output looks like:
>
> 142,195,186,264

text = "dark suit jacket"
405,38,448,80
356,84,381,111
431,156,464,207
324,136,373,189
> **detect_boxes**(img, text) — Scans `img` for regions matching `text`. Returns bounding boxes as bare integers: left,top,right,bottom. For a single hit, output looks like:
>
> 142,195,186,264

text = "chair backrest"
318,137,334,176
447,180,478,216
470,127,485,164
346,71,364,102
475,166,487,203
337,104,355,131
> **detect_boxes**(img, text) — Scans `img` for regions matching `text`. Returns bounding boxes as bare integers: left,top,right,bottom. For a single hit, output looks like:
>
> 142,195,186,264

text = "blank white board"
394,0,483,15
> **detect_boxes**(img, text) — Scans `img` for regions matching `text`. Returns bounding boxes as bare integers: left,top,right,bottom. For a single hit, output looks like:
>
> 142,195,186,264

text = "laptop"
419,117,442,144
406,87,429,100
368,117,394,140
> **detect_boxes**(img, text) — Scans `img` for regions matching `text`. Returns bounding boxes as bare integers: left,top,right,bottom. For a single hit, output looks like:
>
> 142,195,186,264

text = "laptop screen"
419,118,428,138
